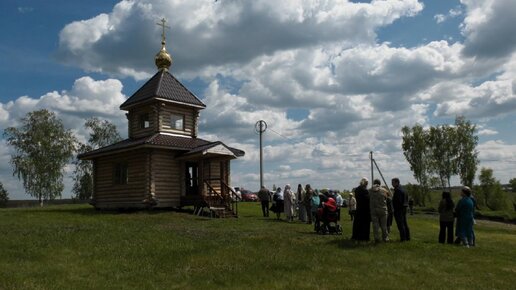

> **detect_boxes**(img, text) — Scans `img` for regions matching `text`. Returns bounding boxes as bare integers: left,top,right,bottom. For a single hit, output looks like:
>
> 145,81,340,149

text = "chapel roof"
119,70,206,110
78,133,244,160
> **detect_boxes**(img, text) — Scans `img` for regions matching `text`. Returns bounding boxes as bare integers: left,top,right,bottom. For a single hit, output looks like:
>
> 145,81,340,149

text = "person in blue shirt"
455,186,475,248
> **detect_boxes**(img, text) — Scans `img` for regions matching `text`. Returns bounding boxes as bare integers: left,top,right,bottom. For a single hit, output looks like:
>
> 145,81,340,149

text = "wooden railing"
203,178,239,217
221,179,239,217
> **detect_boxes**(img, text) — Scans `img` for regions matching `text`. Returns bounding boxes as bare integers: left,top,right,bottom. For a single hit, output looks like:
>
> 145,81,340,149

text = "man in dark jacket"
392,178,410,241
351,178,371,242
257,186,271,217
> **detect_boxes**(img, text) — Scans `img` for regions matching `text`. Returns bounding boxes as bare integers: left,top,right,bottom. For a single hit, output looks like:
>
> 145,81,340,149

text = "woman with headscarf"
304,184,315,224
283,184,295,222
271,187,284,220
438,191,454,244
296,184,307,222
351,177,371,242
455,186,475,247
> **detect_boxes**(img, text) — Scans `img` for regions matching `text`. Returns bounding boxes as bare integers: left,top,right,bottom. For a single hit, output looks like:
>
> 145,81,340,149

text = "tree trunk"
440,176,446,190
39,194,43,207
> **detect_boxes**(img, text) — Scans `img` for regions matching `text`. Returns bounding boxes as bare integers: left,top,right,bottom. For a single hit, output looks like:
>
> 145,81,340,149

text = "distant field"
1,204,515,290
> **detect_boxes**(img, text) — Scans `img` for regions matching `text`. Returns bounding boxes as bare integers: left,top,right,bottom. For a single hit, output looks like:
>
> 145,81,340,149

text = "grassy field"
0,203,515,290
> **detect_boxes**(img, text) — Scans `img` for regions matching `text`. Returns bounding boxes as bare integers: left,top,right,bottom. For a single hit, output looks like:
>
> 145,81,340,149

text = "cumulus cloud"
431,52,516,118
0,77,127,135
57,0,423,79
477,128,498,136
461,0,516,59
8,0,516,195
477,140,516,182
434,5,463,24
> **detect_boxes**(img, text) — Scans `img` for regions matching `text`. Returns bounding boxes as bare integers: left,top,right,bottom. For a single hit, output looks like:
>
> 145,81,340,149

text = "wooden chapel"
78,19,244,216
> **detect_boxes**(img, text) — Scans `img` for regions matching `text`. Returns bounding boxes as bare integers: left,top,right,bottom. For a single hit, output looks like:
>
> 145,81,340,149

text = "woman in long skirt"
455,186,474,247
284,184,295,222
297,184,307,222
351,178,371,241
271,187,284,220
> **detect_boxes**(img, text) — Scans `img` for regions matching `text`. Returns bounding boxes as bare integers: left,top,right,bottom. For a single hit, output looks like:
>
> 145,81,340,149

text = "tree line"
2,109,121,206
401,116,515,210
2,110,515,210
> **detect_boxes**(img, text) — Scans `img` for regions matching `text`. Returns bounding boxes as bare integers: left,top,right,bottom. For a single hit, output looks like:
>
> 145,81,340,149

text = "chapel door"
185,162,199,195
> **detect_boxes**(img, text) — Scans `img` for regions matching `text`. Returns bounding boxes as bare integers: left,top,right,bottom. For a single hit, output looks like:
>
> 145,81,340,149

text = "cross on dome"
155,18,172,71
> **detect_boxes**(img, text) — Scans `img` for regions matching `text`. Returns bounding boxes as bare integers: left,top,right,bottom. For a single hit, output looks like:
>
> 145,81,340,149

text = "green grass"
1,204,515,290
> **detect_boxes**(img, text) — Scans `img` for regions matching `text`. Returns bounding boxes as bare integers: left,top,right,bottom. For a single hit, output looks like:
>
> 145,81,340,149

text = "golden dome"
155,40,172,71
155,18,172,71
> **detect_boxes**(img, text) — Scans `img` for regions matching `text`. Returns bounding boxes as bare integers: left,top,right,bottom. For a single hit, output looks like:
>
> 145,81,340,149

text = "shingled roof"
119,70,206,110
78,134,244,160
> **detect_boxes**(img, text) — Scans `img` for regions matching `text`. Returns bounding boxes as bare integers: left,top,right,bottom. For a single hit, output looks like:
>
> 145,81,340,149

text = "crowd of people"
258,184,344,231
351,177,410,243
255,178,477,247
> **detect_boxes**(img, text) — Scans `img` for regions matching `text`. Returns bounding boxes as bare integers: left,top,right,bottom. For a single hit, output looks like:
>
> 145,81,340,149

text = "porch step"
209,207,238,218
194,205,237,218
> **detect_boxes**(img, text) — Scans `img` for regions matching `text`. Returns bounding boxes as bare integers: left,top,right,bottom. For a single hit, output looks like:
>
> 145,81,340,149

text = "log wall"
94,150,148,209
127,106,155,138
158,104,197,137
151,149,182,207
205,160,222,194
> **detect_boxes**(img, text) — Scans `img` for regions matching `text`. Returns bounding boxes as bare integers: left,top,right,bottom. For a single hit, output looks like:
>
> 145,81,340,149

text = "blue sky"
1,0,516,199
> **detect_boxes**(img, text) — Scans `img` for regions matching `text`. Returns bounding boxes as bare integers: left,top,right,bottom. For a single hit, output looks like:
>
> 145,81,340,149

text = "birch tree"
4,110,76,206
72,118,122,200
455,116,479,188
401,124,431,206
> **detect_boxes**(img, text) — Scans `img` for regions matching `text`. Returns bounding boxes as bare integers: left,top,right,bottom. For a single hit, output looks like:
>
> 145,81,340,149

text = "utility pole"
255,120,267,188
370,151,374,185
370,151,392,194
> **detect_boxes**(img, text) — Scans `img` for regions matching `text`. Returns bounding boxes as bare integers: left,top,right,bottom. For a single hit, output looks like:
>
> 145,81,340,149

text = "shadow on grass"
326,237,377,249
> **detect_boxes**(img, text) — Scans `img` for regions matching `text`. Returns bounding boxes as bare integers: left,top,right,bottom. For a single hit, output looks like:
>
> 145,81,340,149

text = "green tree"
428,125,458,190
455,116,479,188
0,181,9,207
72,117,122,200
478,167,508,210
401,124,431,206
4,109,76,206
403,183,421,206
84,117,123,148
428,176,442,190
508,177,516,192
488,182,508,211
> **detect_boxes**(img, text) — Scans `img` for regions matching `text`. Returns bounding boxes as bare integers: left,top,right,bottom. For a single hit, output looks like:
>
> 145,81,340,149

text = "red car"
240,189,259,202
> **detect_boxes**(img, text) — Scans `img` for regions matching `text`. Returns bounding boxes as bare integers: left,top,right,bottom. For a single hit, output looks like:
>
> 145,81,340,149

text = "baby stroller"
316,198,342,235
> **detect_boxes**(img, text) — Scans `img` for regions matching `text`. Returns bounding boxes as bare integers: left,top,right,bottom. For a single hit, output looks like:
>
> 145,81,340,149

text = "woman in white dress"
283,184,295,222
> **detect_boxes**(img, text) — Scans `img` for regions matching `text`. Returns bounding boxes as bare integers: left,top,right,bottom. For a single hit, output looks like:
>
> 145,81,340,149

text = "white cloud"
434,6,463,24
57,0,423,79
8,0,516,196
434,14,446,24
0,77,127,135
477,140,516,183
477,129,498,136
17,7,34,14
461,0,516,59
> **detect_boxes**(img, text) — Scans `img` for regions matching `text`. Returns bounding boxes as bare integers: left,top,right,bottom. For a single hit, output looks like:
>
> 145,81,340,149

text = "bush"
489,186,509,211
